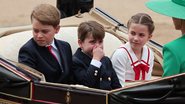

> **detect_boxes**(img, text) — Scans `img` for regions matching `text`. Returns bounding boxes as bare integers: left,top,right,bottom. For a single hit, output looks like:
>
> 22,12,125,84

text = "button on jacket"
72,48,121,90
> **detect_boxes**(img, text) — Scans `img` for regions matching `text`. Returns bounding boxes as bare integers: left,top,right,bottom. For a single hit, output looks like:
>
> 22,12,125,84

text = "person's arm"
18,46,37,69
162,45,180,77
107,58,122,89
111,49,128,87
72,57,101,88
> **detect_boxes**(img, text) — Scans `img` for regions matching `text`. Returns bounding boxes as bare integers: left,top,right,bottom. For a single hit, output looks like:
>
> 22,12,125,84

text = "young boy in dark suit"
18,4,73,83
72,21,121,90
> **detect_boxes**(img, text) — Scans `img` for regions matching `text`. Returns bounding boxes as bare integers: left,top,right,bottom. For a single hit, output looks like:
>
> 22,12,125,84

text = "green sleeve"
162,45,180,77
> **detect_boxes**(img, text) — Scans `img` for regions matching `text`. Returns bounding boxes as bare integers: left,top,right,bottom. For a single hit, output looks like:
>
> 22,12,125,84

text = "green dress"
163,35,185,77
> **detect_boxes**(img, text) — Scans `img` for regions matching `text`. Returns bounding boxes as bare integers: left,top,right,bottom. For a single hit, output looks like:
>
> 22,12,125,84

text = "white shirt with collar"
46,40,61,65
111,42,154,87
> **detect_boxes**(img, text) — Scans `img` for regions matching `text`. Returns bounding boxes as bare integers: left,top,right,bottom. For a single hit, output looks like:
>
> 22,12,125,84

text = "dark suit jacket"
18,38,73,83
72,48,121,90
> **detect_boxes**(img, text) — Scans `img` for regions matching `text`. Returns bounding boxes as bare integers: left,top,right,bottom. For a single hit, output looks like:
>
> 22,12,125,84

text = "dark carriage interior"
57,0,94,18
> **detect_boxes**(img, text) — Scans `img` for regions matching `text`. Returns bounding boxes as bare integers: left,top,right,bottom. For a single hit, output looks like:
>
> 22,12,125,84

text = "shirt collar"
46,39,57,50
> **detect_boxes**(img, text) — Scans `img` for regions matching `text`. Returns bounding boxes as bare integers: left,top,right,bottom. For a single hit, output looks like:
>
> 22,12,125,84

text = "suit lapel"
55,39,66,72
75,48,91,66
36,43,60,70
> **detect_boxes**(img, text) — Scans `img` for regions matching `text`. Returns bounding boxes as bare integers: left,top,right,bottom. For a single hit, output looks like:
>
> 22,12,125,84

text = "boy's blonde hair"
31,4,61,27
78,21,105,42
127,13,155,35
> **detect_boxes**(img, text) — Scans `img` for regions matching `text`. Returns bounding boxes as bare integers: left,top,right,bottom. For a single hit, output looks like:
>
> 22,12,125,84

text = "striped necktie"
47,45,58,62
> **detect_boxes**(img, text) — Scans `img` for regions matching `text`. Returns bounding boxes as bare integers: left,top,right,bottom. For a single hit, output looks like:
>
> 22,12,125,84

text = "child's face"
128,23,152,51
32,18,60,46
78,34,103,56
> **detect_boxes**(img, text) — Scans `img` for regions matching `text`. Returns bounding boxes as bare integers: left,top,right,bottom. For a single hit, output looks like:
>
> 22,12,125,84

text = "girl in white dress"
111,13,155,87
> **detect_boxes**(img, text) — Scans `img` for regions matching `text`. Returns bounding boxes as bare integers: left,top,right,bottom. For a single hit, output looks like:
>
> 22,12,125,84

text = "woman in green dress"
146,0,185,77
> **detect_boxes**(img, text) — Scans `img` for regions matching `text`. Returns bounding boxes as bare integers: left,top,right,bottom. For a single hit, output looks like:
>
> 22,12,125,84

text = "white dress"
111,42,154,87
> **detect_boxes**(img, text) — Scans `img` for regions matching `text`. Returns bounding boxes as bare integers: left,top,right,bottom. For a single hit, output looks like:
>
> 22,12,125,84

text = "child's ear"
78,39,82,48
148,34,152,40
55,25,60,33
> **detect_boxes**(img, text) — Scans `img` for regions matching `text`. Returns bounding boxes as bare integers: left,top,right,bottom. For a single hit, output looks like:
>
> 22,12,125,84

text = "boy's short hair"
78,21,105,41
31,4,61,27
127,13,155,35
